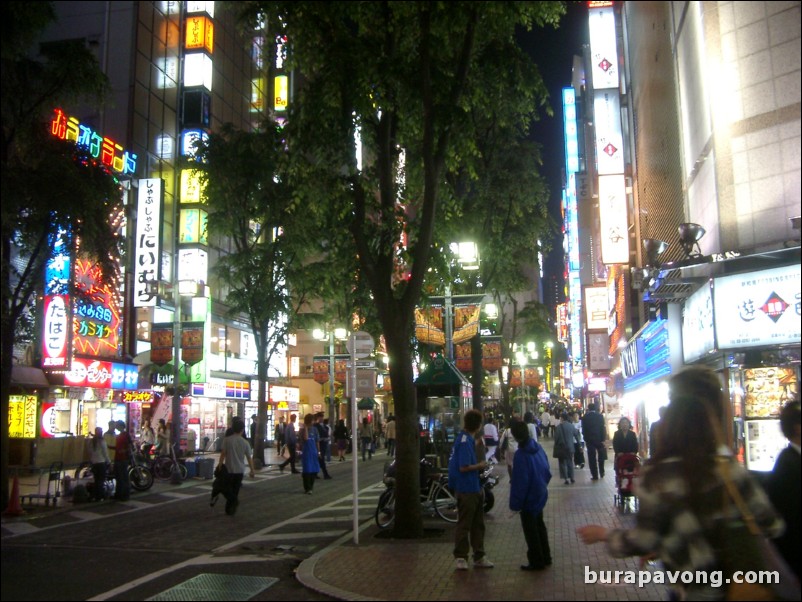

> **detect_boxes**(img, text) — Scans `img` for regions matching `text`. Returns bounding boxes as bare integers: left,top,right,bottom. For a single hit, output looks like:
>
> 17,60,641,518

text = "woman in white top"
497,418,520,479
483,416,500,463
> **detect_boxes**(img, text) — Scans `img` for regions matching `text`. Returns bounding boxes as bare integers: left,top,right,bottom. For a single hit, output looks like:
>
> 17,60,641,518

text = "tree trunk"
254,335,269,468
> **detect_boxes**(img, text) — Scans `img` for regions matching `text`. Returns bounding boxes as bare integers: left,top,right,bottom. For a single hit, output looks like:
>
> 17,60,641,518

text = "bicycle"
375,459,458,528
74,454,154,495
149,445,188,481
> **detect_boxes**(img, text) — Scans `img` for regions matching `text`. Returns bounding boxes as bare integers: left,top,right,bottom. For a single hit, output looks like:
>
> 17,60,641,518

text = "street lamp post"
313,327,348,421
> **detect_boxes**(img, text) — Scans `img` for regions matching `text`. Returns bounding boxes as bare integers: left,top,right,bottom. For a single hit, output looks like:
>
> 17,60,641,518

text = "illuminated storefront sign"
274,75,289,111
43,295,70,368
40,402,57,438
179,208,209,243
598,174,629,264
184,52,213,91
714,264,801,348
593,90,624,175
64,359,138,389
181,129,209,157
50,108,137,175
180,169,206,203
563,88,579,174
191,378,251,400
186,1,215,17
584,286,609,330
682,281,715,363
72,259,122,359
185,15,214,53
269,385,300,404
134,178,163,307
178,248,208,283
588,4,619,90
9,395,38,439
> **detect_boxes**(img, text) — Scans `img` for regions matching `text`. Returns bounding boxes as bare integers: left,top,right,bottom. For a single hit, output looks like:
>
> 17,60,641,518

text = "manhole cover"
147,573,278,601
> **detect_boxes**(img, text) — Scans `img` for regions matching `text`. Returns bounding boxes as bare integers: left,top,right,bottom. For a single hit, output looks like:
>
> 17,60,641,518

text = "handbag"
716,459,801,602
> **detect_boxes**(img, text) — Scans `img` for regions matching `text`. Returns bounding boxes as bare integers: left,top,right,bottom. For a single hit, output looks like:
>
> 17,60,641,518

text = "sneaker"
455,558,469,571
474,557,495,568
564,479,570,485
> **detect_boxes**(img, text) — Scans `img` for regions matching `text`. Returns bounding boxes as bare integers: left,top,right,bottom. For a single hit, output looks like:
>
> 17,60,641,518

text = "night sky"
520,1,588,302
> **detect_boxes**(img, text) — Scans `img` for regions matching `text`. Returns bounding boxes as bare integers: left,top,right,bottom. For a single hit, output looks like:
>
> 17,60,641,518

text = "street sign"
346,331,374,359
347,360,375,368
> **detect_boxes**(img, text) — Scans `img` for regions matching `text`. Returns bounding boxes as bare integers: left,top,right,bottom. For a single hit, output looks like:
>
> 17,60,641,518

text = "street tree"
194,121,334,466
0,2,119,508
236,1,565,538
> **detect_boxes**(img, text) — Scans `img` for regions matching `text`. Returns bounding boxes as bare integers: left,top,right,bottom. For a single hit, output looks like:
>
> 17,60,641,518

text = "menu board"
743,367,797,418
744,419,786,472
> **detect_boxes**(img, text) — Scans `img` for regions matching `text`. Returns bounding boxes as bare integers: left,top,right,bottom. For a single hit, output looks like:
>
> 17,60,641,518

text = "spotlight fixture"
642,239,669,267
678,223,706,258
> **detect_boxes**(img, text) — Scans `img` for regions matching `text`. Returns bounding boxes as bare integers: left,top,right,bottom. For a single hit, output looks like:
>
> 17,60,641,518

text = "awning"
11,366,50,387
357,397,377,410
415,356,471,387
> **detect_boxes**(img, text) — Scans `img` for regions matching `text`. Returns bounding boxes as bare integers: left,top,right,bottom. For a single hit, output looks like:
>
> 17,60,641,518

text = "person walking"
648,405,667,458
577,367,784,601
552,412,580,485
358,417,374,461
274,415,286,452
86,427,111,501
103,420,117,455
539,410,552,438
498,417,520,480
385,415,396,457
156,418,170,456
218,418,256,515
612,417,639,458
249,414,258,447
482,415,499,464
449,408,494,570
581,402,607,480
334,419,349,462
523,411,538,442
278,414,299,473
510,420,552,571
112,421,132,501
314,412,332,479
323,417,333,463
300,413,321,494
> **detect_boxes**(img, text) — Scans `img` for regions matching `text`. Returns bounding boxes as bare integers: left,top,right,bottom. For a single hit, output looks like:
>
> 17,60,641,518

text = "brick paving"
297,438,665,601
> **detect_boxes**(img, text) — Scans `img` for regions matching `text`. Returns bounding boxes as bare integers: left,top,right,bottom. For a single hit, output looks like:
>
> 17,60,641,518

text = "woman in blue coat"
300,413,321,494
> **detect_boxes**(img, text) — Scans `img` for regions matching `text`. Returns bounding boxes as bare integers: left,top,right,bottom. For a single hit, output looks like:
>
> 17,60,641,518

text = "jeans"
453,492,486,561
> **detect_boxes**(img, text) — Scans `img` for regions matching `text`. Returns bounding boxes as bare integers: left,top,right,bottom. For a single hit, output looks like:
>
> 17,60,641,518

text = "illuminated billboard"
134,178,163,307
588,4,619,90
598,174,629,264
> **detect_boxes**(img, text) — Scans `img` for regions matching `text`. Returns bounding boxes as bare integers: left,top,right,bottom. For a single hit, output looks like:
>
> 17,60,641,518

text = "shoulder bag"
716,459,801,602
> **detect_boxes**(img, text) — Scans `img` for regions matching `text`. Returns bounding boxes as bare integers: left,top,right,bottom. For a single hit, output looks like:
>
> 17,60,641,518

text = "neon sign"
72,259,122,358
50,108,137,175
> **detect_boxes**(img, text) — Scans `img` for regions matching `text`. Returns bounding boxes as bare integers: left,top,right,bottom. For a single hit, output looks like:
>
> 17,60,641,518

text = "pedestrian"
217,418,256,515
278,414,299,473
104,420,117,454
449,408,494,570
552,412,580,485
359,417,374,461
509,420,552,571
612,416,638,459
523,411,538,442
482,415,499,463
249,414,258,447
580,402,607,480
498,417,520,479
334,419,349,462
323,417,333,463
385,415,396,457
139,418,155,457
766,399,801,579
648,405,667,458
314,412,332,479
539,410,552,438
577,366,784,601
571,411,585,469
86,427,111,501
113,420,132,501
300,413,321,494
274,415,286,452
156,418,170,456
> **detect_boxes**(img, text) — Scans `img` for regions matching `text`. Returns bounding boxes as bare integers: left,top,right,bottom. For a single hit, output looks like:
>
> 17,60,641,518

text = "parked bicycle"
375,458,458,528
74,453,154,495
138,445,188,481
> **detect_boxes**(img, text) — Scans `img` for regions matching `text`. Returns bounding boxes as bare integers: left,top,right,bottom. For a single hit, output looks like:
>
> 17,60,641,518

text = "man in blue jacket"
448,409,494,571
510,420,552,571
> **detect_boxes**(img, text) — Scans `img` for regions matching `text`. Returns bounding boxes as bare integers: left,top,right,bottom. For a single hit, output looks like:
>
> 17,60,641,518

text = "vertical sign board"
588,4,619,90
593,91,625,176
134,178,163,307
598,175,629,264
682,281,715,363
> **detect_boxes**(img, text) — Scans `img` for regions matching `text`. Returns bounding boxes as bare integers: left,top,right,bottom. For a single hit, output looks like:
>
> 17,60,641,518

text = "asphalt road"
1,455,392,601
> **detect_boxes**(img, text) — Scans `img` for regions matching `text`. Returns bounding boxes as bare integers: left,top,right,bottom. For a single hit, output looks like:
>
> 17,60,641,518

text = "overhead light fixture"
678,223,706,258
642,239,669,267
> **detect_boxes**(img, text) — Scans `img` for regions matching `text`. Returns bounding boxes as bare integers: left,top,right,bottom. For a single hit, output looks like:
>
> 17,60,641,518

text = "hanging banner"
312,356,330,384
510,367,523,388
452,305,480,344
524,367,540,387
181,322,205,365
455,341,472,373
415,306,445,346
481,337,503,371
150,323,174,366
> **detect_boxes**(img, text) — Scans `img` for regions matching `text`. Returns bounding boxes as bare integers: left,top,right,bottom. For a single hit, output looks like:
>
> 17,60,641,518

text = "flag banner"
151,323,174,366
415,306,445,346
452,305,480,344
481,337,503,371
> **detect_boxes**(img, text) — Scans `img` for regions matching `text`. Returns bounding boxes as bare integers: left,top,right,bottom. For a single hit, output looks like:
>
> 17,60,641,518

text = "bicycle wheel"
177,462,188,480
129,465,154,491
153,456,173,480
374,488,396,528
432,481,459,523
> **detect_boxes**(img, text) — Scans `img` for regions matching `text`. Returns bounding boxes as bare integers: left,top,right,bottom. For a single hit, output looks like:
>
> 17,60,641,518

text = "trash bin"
196,458,215,479
184,460,197,478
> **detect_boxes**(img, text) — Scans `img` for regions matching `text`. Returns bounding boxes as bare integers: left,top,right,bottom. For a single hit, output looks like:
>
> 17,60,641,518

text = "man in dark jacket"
278,414,299,474
510,420,552,570
581,402,607,480
767,400,800,579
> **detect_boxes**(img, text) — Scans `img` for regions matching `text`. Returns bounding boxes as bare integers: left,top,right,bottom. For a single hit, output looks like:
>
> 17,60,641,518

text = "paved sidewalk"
297,438,664,601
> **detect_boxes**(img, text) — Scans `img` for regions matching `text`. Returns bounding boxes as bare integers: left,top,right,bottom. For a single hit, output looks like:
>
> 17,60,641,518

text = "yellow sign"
9,395,38,439
274,75,288,111
180,169,206,204
185,15,214,53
